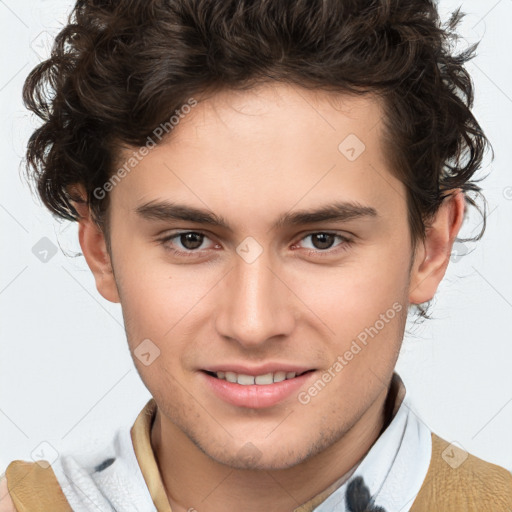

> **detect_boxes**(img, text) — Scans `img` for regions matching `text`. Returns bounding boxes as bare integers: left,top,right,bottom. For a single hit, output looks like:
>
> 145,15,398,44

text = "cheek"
287,245,410,378
114,249,200,332
114,253,219,381
294,245,409,325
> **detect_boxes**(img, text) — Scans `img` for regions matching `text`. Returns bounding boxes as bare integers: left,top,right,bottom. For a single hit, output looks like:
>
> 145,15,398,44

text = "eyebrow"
135,200,378,231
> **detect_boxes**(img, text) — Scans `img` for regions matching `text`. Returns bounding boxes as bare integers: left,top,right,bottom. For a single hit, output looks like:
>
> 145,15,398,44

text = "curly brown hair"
22,0,490,319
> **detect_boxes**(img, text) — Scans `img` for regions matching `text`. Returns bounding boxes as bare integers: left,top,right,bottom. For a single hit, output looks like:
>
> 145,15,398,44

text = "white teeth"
225,371,237,383
254,373,273,385
213,370,303,385
237,374,255,385
273,371,286,382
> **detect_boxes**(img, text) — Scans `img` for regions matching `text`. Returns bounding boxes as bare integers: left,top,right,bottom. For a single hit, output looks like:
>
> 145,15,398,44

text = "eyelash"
157,231,354,259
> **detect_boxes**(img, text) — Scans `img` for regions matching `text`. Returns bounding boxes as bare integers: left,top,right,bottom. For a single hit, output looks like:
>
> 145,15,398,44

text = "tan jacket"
3,433,511,510
2,391,511,511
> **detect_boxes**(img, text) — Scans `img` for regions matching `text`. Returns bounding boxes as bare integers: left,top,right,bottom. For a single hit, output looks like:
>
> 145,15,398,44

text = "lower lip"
201,371,315,409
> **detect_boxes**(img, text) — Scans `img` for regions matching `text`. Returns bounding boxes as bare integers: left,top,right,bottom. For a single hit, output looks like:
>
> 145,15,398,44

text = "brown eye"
309,233,336,250
159,231,215,257
179,232,205,250
295,232,353,258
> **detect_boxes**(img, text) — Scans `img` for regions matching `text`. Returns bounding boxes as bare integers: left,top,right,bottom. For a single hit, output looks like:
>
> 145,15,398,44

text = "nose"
214,248,297,349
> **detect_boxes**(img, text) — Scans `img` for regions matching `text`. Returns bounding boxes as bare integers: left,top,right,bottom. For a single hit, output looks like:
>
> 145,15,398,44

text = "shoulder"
1,460,72,512
410,432,512,512
0,474,16,512
429,433,512,489
0,406,153,512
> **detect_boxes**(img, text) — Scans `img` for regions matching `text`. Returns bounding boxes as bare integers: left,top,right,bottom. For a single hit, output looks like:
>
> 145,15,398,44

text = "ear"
409,189,466,304
69,184,121,304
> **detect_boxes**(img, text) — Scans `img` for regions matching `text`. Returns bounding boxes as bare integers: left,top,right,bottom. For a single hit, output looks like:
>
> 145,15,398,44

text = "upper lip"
201,363,315,376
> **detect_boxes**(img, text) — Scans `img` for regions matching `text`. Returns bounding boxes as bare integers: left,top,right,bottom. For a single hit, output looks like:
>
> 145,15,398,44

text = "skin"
67,83,463,511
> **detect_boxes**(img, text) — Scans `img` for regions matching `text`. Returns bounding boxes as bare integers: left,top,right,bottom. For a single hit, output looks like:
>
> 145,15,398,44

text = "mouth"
200,368,317,408
202,369,315,385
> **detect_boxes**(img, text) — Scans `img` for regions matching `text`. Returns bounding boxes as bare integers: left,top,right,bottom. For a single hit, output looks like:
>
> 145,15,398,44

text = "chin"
199,438,313,471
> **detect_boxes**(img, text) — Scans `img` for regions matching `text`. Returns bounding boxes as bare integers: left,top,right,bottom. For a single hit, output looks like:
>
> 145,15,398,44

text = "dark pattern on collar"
94,457,116,472
345,476,387,512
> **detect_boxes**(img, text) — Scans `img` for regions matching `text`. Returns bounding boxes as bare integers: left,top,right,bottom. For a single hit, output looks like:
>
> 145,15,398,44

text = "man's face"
107,83,415,469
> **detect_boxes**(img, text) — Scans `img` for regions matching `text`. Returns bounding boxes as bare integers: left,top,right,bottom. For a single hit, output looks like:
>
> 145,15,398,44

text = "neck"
150,383,396,512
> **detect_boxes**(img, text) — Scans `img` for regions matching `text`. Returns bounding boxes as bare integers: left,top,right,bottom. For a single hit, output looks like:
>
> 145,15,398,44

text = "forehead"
110,82,406,230
176,83,384,162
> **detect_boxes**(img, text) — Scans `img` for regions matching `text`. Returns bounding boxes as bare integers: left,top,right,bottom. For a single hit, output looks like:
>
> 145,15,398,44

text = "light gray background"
1,0,511,474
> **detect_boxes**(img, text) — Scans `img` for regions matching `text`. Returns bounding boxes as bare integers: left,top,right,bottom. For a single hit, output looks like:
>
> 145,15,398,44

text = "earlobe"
408,189,466,305
70,185,121,304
